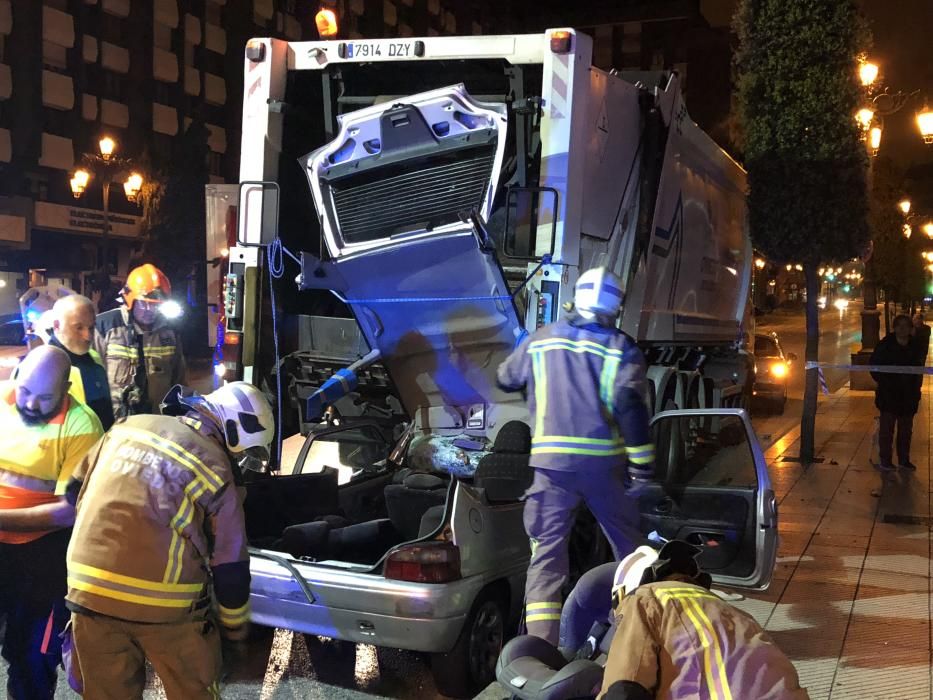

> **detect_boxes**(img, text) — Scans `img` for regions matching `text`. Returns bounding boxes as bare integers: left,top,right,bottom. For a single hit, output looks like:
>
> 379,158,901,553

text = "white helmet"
200,382,274,470
611,546,659,604
574,267,624,320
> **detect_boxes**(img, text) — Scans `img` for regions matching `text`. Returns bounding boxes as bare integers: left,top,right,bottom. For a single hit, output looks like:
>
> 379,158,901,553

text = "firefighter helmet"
121,264,171,309
611,545,659,604
574,267,624,319
201,382,274,472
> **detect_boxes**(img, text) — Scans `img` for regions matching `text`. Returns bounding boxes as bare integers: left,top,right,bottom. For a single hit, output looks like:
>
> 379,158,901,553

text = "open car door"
638,408,777,590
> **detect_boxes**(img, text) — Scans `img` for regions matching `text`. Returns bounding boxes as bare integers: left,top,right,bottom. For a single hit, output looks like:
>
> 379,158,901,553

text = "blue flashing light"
26,310,39,322
432,122,451,137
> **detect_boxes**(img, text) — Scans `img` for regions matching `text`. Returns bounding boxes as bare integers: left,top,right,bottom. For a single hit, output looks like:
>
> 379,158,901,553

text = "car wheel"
430,589,506,698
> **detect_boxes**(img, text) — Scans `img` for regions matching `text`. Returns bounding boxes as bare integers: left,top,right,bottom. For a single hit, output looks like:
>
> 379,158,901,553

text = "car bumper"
753,381,785,399
248,550,488,653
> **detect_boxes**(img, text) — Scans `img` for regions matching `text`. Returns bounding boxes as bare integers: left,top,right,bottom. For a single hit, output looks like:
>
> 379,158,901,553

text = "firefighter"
0,345,104,700
600,541,809,700
94,263,187,420
64,381,274,700
50,294,114,430
497,267,655,645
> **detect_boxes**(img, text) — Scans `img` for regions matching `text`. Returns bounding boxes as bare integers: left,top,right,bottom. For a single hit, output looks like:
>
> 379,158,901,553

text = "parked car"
246,407,778,698
0,313,25,380
753,332,796,413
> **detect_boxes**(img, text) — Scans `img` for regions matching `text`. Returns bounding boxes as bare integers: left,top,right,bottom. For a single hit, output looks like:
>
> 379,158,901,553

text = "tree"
137,120,211,357
870,157,908,331
735,0,870,464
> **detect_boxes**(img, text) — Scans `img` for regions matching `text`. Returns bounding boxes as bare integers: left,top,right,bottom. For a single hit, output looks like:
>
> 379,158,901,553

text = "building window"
154,23,172,51
203,51,224,75
44,0,69,10
101,13,123,44
650,49,665,70
42,41,68,71
154,80,175,105
184,41,196,68
209,151,223,177
206,2,222,24
102,71,126,102
45,108,73,137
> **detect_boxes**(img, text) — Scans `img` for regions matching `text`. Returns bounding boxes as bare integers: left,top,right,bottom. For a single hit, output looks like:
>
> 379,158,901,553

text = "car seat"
473,421,532,503
384,472,448,541
495,562,618,700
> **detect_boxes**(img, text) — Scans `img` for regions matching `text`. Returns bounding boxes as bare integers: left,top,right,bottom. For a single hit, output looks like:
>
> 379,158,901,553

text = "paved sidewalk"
731,381,933,700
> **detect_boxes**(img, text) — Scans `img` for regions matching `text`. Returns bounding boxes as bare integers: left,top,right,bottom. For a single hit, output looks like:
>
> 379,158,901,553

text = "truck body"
216,28,752,441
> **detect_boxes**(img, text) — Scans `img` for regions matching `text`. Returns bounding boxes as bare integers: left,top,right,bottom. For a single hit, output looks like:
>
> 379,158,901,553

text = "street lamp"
859,59,879,88
899,199,912,215
919,107,933,145
924,222,933,239
869,126,882,155
69,135,144,274
855,108,874,132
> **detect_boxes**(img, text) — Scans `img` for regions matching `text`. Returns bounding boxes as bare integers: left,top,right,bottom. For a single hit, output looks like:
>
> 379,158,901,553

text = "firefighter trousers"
71,610,222,700
522,466,640,645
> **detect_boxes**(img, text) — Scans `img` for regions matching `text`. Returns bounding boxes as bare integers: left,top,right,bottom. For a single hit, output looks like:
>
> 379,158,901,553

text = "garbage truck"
210,29,776,697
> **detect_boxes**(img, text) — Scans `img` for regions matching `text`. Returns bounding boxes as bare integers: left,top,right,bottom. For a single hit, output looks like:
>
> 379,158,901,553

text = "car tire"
430,588,507,698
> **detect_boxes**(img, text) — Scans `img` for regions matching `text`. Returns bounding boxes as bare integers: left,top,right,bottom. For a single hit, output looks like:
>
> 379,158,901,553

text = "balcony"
39,133,75,172
42,70,74,111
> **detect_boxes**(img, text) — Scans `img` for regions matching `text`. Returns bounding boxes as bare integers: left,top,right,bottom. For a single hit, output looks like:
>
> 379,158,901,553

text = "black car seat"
384,473,448,541
495,562,618,700
473,421,532,503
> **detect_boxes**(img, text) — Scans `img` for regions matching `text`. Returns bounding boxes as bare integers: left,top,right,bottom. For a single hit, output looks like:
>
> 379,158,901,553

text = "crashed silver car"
244,407,777,698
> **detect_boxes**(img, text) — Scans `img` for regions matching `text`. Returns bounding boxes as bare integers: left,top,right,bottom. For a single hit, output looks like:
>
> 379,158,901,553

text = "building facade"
0,0,484,313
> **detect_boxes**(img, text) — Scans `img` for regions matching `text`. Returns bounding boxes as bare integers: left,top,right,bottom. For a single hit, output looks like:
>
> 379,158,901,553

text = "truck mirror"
237,181,280,247
503,186,558,260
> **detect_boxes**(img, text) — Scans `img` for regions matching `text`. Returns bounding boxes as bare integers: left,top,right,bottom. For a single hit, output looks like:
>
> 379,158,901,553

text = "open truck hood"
298,86,528,436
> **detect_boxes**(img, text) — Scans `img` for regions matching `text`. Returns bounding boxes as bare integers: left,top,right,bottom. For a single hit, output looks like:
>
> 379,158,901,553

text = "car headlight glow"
834,298,849,311
771,362,788,378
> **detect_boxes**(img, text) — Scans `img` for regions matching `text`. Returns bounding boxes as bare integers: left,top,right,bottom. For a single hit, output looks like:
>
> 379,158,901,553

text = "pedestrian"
870,314,924,472
65,381,274,700
94,264,186,420
496,267,655,645
599,540,809,700
50,294,115,430
0,345,104,699
912,312,930,364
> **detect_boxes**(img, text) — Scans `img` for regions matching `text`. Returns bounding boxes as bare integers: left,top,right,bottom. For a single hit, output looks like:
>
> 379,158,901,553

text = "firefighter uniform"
0,384,103,700
497,314,654,644
65,413,250,700
94,307,187,419
600,580,810,700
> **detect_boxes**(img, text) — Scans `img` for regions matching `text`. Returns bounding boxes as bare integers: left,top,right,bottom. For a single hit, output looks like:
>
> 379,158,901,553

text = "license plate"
343,41,420,59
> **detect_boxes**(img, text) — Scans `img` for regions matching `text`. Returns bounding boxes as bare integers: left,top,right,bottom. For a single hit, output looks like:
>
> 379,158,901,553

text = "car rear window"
755,336,779,356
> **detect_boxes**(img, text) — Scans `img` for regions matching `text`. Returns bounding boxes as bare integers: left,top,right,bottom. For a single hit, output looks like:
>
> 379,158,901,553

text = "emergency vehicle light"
315,8,338,38
245,40,266,63
549,30,573,54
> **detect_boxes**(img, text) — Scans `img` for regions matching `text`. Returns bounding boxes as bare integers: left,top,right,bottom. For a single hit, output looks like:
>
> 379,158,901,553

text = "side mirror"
237,181,280,247
787,352,798,362
503,186,558,260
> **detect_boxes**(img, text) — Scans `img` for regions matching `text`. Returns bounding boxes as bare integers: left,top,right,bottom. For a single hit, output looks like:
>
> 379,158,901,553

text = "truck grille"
328,145,496,244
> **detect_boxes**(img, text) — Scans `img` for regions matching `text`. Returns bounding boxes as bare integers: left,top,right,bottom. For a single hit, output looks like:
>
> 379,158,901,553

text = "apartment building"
0,0,484,312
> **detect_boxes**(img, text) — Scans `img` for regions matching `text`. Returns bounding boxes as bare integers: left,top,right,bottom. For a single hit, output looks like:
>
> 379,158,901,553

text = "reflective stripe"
600,354,621,415
163,480,206,584
532,353,547,438
626,444,656,465
526,613,562,623
218,602,251,627
531,436,626,457
657,590,733,700
534,435,623,445
528,338,624,359
526,601,561,611
112,426,223,493
68,578,197,609
531,445,626,457
68,561,203,593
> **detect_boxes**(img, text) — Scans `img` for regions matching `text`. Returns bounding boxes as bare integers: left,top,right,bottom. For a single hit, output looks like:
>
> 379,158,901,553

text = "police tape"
804,361,933,375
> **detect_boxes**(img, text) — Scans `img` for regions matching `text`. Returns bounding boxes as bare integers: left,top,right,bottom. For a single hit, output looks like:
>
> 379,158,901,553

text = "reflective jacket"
65,413,250,630
497,315,653,471
0,384,103,544
94,308,187,419
50,335,115,431
600,581,809,700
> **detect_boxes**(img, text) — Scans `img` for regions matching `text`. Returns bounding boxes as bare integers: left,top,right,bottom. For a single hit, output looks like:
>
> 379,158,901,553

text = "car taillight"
384,542,461,583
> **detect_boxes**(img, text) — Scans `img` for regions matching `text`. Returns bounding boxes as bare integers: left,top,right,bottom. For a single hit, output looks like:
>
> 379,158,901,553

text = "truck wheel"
430,589,506,698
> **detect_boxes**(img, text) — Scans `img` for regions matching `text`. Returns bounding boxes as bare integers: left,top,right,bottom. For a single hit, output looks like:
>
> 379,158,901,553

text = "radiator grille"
329,146,496,244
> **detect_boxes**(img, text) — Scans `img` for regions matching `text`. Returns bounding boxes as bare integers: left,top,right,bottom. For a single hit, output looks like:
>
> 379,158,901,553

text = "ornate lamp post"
69,136,144,274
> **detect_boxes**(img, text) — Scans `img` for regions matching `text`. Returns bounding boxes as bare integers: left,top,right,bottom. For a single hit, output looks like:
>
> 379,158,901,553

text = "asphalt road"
5,308,862,699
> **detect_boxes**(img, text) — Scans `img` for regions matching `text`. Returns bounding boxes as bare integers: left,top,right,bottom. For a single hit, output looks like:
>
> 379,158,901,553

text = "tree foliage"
137,120,211,355
734,0,870,264
734,0,870,465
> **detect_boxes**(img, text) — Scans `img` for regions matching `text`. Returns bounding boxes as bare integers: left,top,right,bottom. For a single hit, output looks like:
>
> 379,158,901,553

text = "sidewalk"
730,381,933,700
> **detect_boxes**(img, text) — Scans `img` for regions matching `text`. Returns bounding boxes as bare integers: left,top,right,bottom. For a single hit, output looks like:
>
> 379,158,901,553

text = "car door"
638,407,777,590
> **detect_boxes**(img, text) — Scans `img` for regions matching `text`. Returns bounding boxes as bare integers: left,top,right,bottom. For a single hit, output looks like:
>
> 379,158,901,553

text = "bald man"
0,345,103,700
51,294,114,430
